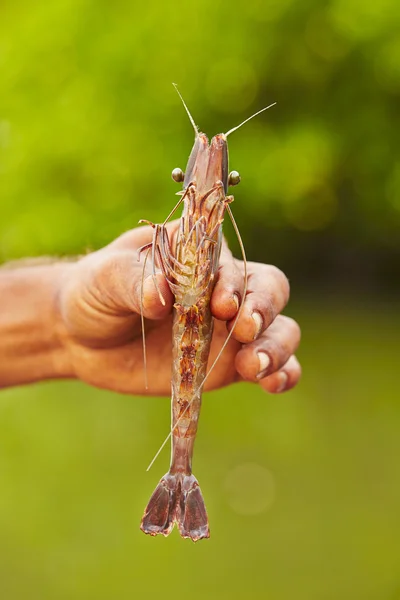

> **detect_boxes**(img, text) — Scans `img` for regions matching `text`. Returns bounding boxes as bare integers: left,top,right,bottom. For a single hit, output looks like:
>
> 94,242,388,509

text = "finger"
210,239,246,321
259,355,302,394
228,263,290,344
234,315,301,381
86,250,174,320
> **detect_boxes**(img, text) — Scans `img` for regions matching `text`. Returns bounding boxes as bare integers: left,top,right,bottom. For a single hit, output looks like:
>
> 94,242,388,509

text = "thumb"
85,249,174,320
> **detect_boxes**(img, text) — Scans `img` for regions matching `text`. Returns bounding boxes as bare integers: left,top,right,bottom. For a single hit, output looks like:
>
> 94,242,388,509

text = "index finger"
210,237,246,322
228,263,290,343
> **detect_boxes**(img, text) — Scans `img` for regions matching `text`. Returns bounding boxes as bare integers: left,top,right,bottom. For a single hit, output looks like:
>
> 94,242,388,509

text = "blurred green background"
0,0,399,598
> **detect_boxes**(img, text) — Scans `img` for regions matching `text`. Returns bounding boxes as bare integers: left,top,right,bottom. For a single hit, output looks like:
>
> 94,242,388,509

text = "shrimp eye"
171,167,184,183
228,170,241,186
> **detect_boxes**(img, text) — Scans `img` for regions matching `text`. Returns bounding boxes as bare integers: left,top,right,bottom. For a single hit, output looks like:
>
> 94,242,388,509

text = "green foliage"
0,0,399,288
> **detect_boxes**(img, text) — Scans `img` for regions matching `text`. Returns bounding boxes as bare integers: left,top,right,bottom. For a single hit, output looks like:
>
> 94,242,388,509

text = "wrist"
47,262,77,381
0,262,75,387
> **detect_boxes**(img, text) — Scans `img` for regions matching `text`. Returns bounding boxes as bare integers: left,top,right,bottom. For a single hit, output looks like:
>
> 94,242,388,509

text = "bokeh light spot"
329,0,398,41
223,462,276,516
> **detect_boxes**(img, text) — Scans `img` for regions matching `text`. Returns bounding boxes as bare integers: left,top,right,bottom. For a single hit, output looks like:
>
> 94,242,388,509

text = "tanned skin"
0,222,301,395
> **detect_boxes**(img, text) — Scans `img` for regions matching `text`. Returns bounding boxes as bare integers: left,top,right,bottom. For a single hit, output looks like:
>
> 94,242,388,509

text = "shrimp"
140,86,275,541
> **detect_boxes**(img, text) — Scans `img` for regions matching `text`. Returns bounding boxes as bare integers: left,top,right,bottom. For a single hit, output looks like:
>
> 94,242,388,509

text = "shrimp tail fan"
140,472,209,542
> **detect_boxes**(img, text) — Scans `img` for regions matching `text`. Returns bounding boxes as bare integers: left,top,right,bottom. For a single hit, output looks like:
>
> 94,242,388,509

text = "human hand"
58,222,301,396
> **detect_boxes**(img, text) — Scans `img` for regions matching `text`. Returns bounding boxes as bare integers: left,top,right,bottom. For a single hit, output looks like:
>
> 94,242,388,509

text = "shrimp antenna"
172,83,199,137
146,206,248,472
225,102,276,137
140,247,151,391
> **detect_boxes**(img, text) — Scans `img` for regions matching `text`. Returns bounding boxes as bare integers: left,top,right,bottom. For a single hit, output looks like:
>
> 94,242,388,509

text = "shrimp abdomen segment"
140,472,209,541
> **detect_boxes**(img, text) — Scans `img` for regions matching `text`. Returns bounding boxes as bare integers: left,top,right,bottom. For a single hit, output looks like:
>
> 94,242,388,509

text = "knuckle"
93,252,121,288
291,355,302,374
268,342,282,370
269,265,290,303
286,356,302,383
265,296,277,324
281,315,301,340
218,260,243,290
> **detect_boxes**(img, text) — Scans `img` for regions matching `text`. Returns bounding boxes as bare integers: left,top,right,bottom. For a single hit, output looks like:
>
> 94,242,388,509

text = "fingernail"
256,352,270,379
276,371,288,393
252,311,263,340
232,293,240,311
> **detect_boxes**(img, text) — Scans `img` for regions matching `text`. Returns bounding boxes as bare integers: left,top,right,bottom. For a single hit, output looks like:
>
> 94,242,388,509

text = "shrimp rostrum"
140,87,275,541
